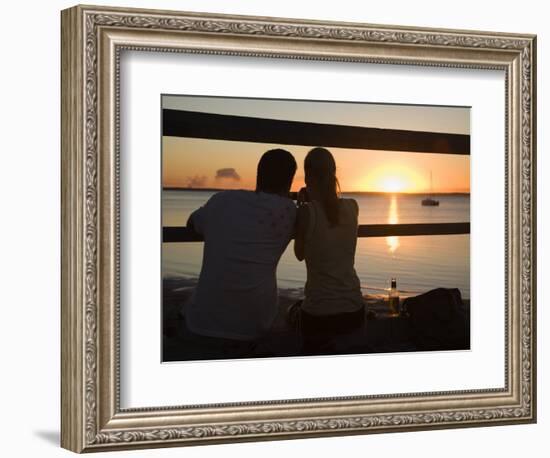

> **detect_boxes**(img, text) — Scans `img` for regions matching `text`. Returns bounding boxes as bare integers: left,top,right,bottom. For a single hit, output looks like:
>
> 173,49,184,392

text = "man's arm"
186,206,207,237
186,213,199,237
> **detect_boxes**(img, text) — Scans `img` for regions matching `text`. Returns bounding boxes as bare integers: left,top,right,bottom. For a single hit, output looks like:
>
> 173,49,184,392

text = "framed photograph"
161,95,472,363
61,4,537,453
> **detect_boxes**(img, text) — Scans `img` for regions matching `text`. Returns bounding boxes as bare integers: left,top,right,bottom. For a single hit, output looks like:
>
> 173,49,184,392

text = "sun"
359,163,427,193
380,176,407,193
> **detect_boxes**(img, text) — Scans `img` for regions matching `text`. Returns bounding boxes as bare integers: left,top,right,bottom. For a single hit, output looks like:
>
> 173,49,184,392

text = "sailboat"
421,171,439,206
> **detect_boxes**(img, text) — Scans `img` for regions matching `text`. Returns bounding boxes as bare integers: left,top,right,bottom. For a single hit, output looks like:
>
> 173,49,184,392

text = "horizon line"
163,186,470,195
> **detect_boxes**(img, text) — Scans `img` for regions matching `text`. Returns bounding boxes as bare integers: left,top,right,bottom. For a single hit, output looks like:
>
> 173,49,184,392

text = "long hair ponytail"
304,147,341,226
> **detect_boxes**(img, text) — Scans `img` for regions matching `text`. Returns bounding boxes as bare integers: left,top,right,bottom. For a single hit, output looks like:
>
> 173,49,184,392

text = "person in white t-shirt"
180,149,297,359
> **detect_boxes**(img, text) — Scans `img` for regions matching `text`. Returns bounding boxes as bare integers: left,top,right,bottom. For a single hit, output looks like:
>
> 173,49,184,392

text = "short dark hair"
256,149,297,194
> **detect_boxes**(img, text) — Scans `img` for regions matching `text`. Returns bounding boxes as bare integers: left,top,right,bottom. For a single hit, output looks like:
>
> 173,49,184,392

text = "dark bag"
403,288,469,351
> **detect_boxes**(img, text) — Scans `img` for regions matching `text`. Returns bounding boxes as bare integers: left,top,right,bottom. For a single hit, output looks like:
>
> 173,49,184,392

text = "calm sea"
162,190,470,299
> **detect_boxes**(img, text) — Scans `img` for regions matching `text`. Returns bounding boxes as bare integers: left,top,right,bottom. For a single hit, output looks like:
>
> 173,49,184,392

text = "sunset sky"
162,95,470,194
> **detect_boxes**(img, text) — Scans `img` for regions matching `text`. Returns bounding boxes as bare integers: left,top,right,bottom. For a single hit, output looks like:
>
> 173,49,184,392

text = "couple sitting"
181,147,365,358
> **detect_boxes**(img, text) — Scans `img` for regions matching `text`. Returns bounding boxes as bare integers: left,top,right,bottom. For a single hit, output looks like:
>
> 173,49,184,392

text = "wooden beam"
163,222,470,243
357,222,470,237
163,109,470,155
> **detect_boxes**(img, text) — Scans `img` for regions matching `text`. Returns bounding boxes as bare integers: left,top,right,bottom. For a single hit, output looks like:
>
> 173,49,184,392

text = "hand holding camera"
297,187,309,206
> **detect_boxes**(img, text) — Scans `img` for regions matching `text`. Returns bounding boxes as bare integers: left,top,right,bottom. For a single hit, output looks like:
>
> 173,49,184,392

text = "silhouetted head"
256,149,297,196
304,147,341,226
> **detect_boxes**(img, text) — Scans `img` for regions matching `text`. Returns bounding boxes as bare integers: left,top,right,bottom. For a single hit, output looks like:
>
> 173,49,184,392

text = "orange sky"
162,96,470,194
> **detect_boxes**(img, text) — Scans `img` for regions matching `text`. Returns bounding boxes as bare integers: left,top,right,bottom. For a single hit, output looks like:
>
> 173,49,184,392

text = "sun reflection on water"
386,194,400,255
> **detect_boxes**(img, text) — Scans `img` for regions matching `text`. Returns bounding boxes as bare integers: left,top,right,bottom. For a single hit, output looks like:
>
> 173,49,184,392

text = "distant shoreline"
163,186,470,196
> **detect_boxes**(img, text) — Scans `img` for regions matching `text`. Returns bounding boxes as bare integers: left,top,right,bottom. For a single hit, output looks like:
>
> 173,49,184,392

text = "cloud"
215,168,241,181
185,175,208,188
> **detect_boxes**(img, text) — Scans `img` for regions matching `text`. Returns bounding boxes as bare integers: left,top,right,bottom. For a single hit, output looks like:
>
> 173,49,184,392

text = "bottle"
388,278,400,317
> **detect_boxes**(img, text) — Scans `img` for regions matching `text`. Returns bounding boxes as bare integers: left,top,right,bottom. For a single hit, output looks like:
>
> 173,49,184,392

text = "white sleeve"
188,205,207,234
188,191,225,234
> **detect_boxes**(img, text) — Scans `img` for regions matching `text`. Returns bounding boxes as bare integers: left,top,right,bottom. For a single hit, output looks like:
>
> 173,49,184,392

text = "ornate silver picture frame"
61,4,536,453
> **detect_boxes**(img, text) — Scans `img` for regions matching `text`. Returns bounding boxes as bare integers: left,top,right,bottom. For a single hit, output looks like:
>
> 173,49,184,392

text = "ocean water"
162,190,470,299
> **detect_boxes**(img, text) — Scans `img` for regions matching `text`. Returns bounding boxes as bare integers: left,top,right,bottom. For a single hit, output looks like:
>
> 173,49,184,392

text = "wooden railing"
163,109,470,155
163,222,470,243
162,108,470,243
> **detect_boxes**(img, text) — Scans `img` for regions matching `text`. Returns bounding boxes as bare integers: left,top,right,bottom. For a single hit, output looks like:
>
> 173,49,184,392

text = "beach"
162,276,470,361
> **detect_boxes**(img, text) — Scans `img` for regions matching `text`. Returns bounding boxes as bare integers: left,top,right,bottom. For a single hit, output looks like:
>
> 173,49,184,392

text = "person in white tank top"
291,147,366,354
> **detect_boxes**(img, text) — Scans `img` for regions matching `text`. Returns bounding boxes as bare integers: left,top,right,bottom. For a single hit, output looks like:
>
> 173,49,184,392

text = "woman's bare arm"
294,204,309,261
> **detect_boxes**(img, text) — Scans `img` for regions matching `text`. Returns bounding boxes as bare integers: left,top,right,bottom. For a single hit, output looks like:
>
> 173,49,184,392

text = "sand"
162,276,470,361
